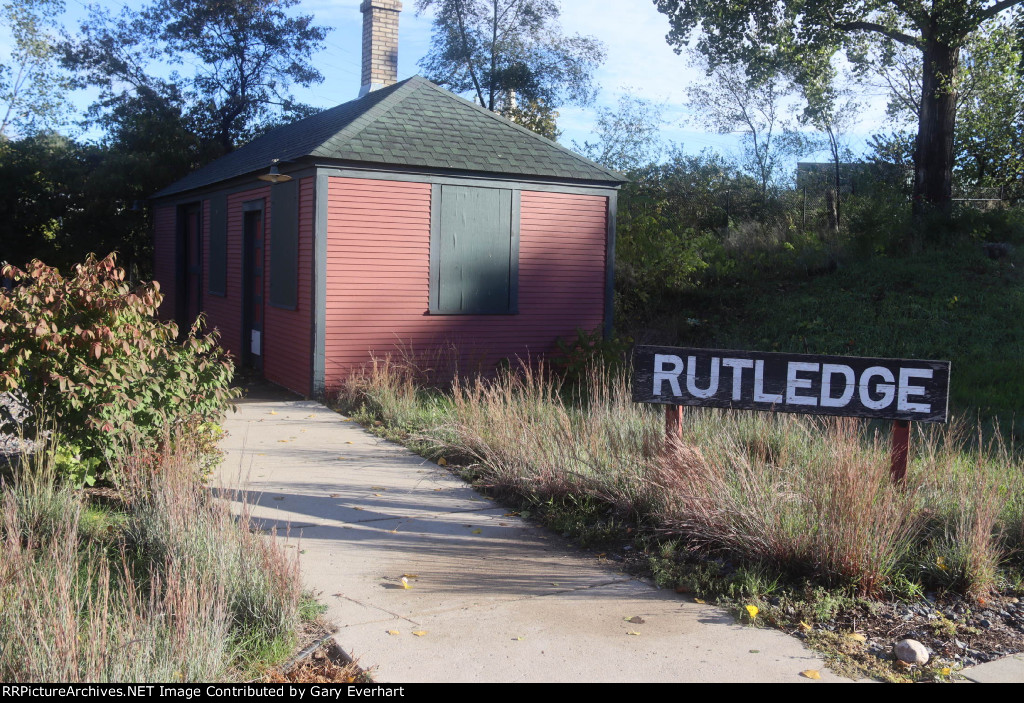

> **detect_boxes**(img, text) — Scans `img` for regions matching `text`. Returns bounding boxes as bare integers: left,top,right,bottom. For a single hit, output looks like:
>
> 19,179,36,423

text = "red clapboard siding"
323,178,607,384
263,177,313,396
153,205,177,320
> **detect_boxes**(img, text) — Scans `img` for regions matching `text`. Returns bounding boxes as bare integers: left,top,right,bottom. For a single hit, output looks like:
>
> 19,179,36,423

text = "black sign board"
632,345,950,423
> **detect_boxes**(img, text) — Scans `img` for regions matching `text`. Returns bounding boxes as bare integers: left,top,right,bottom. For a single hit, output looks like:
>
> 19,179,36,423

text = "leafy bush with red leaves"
0,254,238,484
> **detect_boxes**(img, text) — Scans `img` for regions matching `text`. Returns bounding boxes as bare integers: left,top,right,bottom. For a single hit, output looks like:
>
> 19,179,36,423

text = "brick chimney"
359,0,402,97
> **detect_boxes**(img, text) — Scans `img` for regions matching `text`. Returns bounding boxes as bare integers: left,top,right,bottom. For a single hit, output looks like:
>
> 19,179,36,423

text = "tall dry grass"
0,434,301,682
443,363,666,519
656,416,923,594
337,358,1024,597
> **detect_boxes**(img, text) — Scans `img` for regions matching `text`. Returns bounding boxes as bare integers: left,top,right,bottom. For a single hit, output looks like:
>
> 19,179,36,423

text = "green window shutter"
269,180,299,309
207,194,227,295
432,184,516,314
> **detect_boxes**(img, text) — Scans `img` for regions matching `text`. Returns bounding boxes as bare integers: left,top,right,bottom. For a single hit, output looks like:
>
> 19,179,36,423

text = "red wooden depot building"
151,2,624,397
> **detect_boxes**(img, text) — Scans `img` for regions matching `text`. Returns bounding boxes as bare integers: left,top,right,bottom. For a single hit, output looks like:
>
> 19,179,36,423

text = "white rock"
894,638,930,665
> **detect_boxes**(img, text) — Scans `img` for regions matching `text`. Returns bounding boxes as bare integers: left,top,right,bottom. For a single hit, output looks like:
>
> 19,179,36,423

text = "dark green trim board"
604,191,617,340
429,183,441,314
313,166,621,197
269,179,299,310
150,163,621,208
509,190,521,315
207,194,227,296
311,172,329,397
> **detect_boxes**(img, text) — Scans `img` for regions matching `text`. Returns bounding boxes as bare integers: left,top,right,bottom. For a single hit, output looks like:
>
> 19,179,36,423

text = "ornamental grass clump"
0,254,239,485
0,433,301,682
910,425,1022,597
439,362,665,519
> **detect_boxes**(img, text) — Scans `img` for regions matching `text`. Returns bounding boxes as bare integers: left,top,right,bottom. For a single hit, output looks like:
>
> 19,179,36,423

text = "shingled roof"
153,76,625,198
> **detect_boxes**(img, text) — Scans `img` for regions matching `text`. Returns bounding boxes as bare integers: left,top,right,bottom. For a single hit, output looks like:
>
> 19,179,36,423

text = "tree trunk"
913,38,959,214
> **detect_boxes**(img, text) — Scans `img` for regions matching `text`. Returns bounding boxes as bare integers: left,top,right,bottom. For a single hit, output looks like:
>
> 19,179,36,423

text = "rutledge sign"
632,345,950,424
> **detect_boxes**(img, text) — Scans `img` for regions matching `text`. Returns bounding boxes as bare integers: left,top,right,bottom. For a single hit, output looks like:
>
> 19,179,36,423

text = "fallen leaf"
412,631,428,637
625,616,645,624
438,457,448,466
471,529,482,534
626,631,641,636
269,411,278,415
513,636,524,641
745,605,759,620
800,670,822,680
749,649,760,654
799,621,812,632
387,630,400,636
373,493,383,497
846,633,866,643
694,598,706,604
551,582,560,587
307,414,316,418
278,440,289,443
345,441,354,444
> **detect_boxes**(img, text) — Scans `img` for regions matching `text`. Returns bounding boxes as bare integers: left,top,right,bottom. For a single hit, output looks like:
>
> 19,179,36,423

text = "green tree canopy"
653,0,1024,213
574,92,667,173
64,0,330,152
416,0,605,136
0,0,72,137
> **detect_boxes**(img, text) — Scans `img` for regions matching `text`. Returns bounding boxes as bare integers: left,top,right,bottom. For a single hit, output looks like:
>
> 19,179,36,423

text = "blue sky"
5,0,897,169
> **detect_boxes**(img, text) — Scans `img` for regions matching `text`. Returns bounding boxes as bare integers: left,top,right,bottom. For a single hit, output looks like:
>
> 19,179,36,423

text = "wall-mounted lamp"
258,158,293,184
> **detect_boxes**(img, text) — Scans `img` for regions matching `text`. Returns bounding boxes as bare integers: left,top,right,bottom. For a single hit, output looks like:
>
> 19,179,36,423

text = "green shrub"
0,254,239,484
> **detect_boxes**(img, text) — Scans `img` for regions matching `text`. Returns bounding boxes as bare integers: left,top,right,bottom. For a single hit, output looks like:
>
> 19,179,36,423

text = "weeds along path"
214,384,854,683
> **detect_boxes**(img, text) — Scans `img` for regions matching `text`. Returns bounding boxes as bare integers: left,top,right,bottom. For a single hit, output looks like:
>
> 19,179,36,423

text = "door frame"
175,201,203,334
241,200,266,371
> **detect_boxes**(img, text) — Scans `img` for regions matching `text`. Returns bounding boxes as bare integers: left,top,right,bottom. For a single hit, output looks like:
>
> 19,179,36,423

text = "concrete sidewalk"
214,388,1013,683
